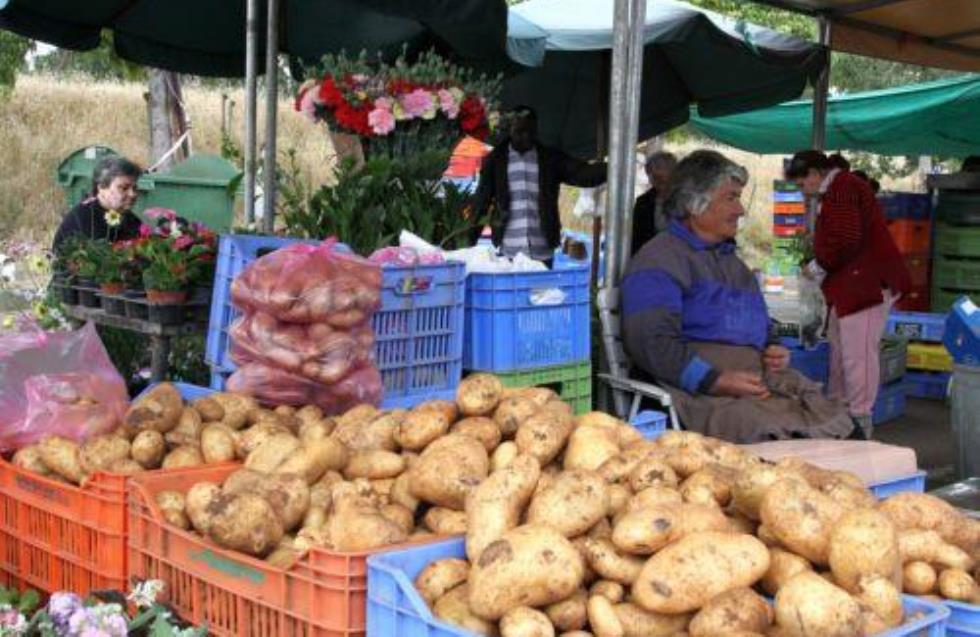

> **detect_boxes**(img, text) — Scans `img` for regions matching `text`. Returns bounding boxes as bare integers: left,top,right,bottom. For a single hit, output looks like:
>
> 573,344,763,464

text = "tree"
0,31,32,94
32,31,146,82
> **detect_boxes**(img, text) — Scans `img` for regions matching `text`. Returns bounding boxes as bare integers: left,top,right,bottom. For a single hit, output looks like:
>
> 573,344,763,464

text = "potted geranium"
140,236,191,324
71,239,107,308
114,237,150,319
94,243,128,316
51,236,86,305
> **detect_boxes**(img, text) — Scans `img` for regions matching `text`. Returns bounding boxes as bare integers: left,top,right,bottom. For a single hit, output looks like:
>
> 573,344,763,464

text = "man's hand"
710,370,770,399
763,344,791,373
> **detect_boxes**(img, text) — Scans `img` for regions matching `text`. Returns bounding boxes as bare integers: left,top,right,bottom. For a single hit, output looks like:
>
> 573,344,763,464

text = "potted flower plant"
140,237,191,325
94,244,128,316
71,239,107,308
115,238,150,319
51,235,85,305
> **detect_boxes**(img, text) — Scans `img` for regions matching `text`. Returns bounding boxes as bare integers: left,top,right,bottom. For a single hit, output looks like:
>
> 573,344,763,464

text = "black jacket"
472,141,607,250
631,187,661,257
52,199,142,252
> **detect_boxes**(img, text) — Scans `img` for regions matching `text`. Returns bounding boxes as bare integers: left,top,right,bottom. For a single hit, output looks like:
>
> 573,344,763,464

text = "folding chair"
596,287,682,430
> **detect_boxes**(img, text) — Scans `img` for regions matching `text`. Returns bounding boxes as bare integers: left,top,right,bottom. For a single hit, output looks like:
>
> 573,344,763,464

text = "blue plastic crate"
773,214,805,226
629,410,667,440
888,311,946,343
366,538,949,637
463,265,590,372
869,470,927,499
945,296,980,366
773,191,804,202
781,337,830,386
873,379,908,426
880,192,933,221
204,234,465,409
946,600,980,636
906,371,950,400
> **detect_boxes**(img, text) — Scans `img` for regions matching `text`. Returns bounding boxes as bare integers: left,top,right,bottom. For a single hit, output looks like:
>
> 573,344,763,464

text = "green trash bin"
136,154,241,232
55,145,120,207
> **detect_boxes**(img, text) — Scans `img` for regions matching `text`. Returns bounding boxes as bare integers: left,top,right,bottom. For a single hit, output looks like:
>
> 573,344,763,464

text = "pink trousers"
827,295,894,417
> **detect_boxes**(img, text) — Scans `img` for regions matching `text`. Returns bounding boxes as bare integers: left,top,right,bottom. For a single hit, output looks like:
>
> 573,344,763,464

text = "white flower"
104,209,123,227
0,262,15,283
169,221,183,238
128,579,166,609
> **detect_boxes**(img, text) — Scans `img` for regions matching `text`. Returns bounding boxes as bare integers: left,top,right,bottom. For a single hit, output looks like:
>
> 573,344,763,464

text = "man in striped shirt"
473,107,607,267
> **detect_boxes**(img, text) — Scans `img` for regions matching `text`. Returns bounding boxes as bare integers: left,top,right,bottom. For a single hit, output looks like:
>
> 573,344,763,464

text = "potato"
902,561,937,595
344,449,406,480
452,417,502,453
728,513,757,535
302,505,327,531
613,602,689,637
466,454,541,562
332,408,398,452
415,558,471,605
898,529,975,571
12,445,51,476
223,470,311,531
688,588,771,637
108,458,143,475
822,481,876,511
564,424,621,472
879,492,969,547
580,538,645,586
732,465,806,521
457,374,504,417
130,430,165,469
192,395,224,422
855,575,903,628
424,507,468,535
208,493,284,556
197,424,236,464
298,418,334,443
266,545,304,569
409,433,489,510
625,486,683,513
235,420,287,458
546,591,588,632
185,481,221,534
500,606,555,637
395,408,452,452
38,435,85,483
587,595,623,637
165,407,204,448
761,547,813,596
515,403,575,466
527,469,609,538
757,523,781,548
628,457,679,492
760,479,844,565
508,386,558,406
124,383,183,433
468,524,585,620
611,502,730,555
380,503,414,534
327,499,408,551
390,471,420,513
494,397,539,437
827,507,901,593
162,445,204,469
275,437,348,484
245,432,300,473
492,441,519,471
938,568,978,601
79,435,131,474
156,490,189,529
434,584,499,636
773,572,862,637
606,485,630,519
679,465,736,508
590,580,625,603
632,532,770,614
209,392,258,430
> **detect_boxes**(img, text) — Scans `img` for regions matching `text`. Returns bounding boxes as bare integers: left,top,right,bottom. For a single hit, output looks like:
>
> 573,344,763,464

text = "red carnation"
459,95,486,133
336,101,371,136
318,76,344,108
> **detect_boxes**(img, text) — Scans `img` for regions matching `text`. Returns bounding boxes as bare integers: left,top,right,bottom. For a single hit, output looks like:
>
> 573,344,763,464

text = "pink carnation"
401,88,435,119
174,235,194,250
138,224,153,238
368,102,396,135
144,208,176,221
437,89,459,119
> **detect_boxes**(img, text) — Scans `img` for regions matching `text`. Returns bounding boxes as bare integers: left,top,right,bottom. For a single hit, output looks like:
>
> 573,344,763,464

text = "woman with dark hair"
785,150,910,439
52,155,144,251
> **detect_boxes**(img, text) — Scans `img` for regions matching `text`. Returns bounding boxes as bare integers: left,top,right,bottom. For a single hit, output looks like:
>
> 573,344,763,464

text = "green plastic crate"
933,256,980,290
492,361,592,414
934,224,980,259
932,287,977,313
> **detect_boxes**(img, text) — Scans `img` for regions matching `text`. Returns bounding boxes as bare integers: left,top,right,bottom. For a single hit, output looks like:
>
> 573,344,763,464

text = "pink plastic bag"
226,361,382,412
0,322,128,451
230,239,382,325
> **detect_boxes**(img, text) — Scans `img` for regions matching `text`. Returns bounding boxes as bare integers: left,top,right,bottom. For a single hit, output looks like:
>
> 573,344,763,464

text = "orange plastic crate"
0,458,129,595
773,224,805,237
887,219,932,254
128,464,443,637
904,253,931,288
773,202,805,214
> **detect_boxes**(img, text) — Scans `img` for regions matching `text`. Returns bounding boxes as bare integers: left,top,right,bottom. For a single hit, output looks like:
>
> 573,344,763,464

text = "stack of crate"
886,311,952,400
880,192,933,312
771,181,806,275
931,187,980,311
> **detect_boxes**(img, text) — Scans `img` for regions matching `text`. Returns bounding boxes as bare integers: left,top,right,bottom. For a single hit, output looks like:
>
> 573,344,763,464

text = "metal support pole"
243,0,259,224
617,0,646,280
811,16,832,150
262,0,280,234
602,0,632,293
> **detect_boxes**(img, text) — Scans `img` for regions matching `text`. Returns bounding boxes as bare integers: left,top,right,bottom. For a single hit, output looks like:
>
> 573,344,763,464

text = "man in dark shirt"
630,151,676,256
52,156,144,252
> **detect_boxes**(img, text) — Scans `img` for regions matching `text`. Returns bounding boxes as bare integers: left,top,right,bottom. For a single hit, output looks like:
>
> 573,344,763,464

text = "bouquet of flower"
295,49,502,155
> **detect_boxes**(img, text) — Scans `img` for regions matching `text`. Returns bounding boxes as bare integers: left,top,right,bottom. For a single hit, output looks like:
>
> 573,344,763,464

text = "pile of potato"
9,384,261,484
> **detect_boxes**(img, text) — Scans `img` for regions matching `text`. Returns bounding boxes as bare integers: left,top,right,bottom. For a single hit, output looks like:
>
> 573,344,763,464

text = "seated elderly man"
622,150,857,443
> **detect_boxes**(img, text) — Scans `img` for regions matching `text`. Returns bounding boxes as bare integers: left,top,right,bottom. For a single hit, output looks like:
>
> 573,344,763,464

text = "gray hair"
92,156,142,194
645,151,677,171
664,150,747,220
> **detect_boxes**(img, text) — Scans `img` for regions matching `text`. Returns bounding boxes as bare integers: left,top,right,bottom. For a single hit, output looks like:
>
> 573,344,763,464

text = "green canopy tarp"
690,74,980,157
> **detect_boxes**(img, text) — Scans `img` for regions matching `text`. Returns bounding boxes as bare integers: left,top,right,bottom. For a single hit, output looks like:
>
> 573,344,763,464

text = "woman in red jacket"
786,150,911,439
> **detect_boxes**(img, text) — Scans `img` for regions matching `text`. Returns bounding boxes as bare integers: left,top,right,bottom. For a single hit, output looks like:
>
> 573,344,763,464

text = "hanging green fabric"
689,74,980,157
